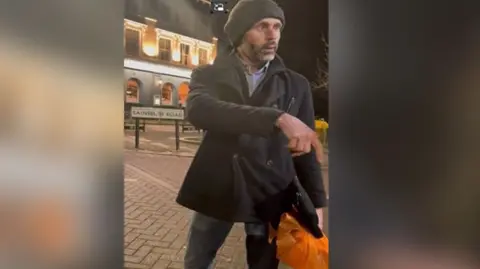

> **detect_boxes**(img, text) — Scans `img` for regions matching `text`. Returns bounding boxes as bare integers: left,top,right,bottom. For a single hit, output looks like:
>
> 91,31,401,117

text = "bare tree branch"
312,35,329,90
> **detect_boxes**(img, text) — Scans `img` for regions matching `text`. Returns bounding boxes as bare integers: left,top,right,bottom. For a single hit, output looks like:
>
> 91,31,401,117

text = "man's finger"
303,141,312,154
316,208,324,231
311,137,323,163
294,140,305,153
288,137,299,150
298,135,313,152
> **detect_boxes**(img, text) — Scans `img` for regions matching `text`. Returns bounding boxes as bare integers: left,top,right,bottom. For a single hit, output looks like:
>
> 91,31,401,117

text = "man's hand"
316,208,324,231
275,113,323,163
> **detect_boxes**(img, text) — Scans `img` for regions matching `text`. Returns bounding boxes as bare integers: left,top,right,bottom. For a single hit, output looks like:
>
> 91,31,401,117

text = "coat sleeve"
293,77,328,208
186,66,284,137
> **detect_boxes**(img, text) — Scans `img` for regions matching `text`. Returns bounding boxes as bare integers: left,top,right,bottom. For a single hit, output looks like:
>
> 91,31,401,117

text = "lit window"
161,83,174,106
198,48,208,65
125,28,140,56
178,82,189,106
125,78,140,103
158,38,171,61
180,44,190,65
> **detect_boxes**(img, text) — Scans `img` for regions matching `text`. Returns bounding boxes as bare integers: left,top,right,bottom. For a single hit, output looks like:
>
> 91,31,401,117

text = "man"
176,0,327,268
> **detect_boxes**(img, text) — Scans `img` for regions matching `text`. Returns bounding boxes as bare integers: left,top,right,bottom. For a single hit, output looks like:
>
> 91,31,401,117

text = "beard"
249,41,278,62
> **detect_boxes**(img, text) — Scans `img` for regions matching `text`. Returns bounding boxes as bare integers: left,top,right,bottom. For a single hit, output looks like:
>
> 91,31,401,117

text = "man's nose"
265,28,279,40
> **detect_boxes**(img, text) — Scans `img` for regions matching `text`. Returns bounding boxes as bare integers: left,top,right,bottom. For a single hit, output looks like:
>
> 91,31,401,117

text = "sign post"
135,118,140,148
130,106,185,150
174,120,180,151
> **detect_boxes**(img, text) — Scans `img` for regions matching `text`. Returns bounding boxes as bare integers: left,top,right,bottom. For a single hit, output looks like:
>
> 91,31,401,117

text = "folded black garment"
233,155,323,238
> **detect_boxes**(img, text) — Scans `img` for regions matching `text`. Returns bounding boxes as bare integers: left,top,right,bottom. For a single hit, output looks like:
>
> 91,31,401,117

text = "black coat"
176,53,327,222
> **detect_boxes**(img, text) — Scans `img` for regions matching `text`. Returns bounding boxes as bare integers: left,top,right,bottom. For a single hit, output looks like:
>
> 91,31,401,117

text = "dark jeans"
184,212,279,269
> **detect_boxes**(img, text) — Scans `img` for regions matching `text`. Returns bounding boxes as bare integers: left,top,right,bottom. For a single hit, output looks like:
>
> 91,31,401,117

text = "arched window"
178,82,189,106
161,82,174,106
125,78,141,103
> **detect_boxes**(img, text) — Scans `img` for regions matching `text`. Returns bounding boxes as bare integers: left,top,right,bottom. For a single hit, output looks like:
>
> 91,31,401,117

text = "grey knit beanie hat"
224,0,285,47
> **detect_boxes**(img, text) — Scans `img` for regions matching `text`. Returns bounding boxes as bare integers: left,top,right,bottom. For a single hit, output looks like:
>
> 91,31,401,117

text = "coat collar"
211,52,289,104
213,51,287,74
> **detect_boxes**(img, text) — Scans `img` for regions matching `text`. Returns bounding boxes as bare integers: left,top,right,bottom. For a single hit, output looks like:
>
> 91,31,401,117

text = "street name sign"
131,107,184,120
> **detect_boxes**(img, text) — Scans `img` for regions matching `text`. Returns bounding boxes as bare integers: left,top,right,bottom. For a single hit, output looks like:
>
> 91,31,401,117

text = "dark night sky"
211,0,328,82
271,0,328,82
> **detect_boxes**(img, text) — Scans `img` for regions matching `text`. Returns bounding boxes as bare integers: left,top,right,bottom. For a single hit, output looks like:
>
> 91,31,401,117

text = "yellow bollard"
315,119,328,146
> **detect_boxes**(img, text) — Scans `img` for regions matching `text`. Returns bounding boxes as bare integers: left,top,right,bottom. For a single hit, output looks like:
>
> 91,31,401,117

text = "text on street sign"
131,107,184,120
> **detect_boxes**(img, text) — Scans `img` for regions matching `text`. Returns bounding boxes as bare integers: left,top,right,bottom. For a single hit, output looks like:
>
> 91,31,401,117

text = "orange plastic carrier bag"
270,213,329,269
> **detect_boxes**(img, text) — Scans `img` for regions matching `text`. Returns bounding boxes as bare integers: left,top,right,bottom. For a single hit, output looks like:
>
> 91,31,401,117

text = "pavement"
124,125,202,157
124,151,248,269
124,125,329,269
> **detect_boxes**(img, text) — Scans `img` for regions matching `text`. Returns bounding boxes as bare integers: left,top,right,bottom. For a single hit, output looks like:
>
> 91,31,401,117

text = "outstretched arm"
293,79,328,209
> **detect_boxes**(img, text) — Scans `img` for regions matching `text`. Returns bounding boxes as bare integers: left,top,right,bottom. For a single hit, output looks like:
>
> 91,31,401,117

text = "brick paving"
124,151,248,269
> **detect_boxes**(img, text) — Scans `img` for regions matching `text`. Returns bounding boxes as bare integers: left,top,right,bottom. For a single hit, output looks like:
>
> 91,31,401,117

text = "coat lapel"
211,53,249,104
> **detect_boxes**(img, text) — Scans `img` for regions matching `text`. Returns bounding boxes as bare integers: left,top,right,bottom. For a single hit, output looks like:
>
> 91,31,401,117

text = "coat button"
266,160,273,166
272,104,278,108
233,153,239,159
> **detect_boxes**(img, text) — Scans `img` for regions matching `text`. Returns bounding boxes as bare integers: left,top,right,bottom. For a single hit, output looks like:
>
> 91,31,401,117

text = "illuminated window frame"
124,26,142,57
198,48,208,65
180,43,190,66
157,37,172,62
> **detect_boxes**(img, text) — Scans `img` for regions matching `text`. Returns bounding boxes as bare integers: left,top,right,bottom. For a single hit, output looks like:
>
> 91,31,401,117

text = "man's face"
240,18,282,62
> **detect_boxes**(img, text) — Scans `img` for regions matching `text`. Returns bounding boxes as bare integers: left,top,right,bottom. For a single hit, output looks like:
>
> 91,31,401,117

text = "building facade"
123,17,218,109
